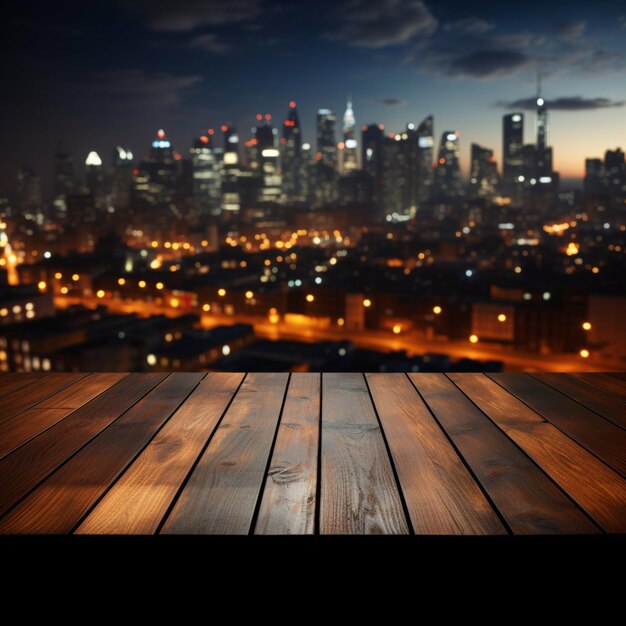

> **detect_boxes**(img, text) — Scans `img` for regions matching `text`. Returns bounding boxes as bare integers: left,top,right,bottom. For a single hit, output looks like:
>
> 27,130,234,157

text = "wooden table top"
0,371,624,535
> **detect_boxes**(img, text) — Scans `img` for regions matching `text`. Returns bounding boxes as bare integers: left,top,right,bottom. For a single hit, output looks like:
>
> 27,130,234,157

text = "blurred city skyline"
2,0,626,193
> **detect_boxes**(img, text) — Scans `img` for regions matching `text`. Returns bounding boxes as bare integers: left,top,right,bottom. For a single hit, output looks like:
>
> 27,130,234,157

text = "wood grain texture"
0,373,128,460
0,373,43,398
610,373,626,382
36,373,126,409
76,373,243,535
254,373,320,535
454,374,626,533
0,373,87,424
569,373,626,402
532,373,626,430
367,373,506,535
0,373,167,519
320,373,409,535
0,373,203,534
161,372,289,535
491,373,626,476
411,373,598,534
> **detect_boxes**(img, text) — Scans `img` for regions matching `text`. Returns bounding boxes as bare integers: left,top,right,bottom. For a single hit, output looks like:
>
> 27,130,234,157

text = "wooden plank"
76,373,243,535
532,373,626,430
161,373,289,535
410,373,598,534
491,373,626,476
610,373,626,382
452,374,626,534
254,373,320,535
367,373,506,535
569,373,626,402
319,373,409,535
0,373,88,424
36,372,126,409
0,373,203,534
0,373,167,519
0,373,128,460
0,373,43,398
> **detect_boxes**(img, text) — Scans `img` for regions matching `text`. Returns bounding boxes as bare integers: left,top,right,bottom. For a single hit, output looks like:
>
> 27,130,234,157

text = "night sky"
2,0,625,195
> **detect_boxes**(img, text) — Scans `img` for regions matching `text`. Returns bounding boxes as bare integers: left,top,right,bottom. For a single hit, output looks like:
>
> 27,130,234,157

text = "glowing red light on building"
157,129,166,139
338,141,345,149
221,124,229,132
208,128,215,135
133,168,139,176
289,101,296,108
439,157,445,164
378,124,385,130
256,114,263,121
265,113,272,120
174,153,182,161
200,136,209,144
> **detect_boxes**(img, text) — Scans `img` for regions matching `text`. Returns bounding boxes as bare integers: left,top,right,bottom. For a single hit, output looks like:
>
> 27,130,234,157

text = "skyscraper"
85,151,105,205
341,96,358,173
584,158,604,196
604,148,626,200
190,134,221,214
281,101,304,202
502,113,524,196
133,129,179,208
220,125,242,213
53,152,75,199
434,131,462,200
536,74,547,152
111,146,133,209
361,123,384,215
17,167,42,212
254,115,281,202
469,143,499,199
416,115,434,204
315,109,338,206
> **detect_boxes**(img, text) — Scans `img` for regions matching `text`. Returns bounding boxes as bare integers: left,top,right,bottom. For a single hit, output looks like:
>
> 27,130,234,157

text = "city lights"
469,335,479,344
433,306,442,315
498,314,507,322
392,324,402,335
96,290,105,298
37,281,46,291
118,278,126,286
306,294,315,303
582,322,592,331
363,299,372,308
218,288,226,297
579,349,590,358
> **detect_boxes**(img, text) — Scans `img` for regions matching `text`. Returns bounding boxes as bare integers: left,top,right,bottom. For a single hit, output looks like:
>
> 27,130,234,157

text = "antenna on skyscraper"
537,67,542,99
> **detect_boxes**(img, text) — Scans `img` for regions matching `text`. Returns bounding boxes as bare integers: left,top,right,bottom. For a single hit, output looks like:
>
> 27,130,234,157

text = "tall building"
315,109,338,206
220,124,242,213
536,74,547,152
17,167,42,212
133,129,179,208
361,123,385,214
584,158,604,196
254,115,281,203
469,143,499,199
604,148,626,200
341,96,358,173
190,134,221,215
502,113,524,196
111,146,133,209
281,101,304,202
85,151,105,205
416,115,434,204
53,152,75,199
434,131,462,200
381,133,404,217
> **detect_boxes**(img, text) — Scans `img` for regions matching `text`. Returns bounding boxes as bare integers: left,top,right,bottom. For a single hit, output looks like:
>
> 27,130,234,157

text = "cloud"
374,97,407,107
91,70,203,108
447,49,532,78
443,18,494,35
188,33,232,54
498,96,625,111
127,0,260,32
552,20,586,41
328,0,437,48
